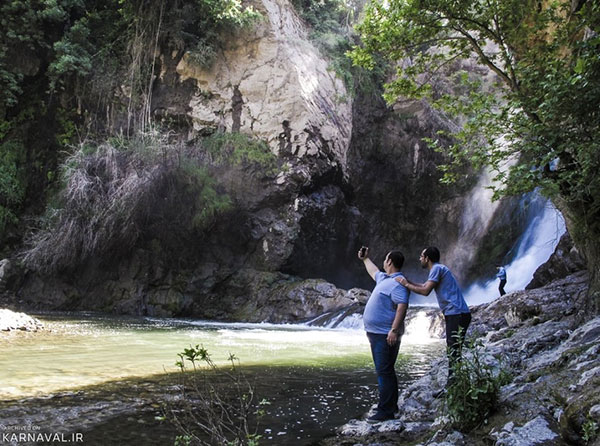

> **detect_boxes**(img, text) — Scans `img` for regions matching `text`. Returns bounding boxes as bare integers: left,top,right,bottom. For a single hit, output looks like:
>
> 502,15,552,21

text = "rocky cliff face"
4,0,527,319
527,233,586,290
174,0,352,167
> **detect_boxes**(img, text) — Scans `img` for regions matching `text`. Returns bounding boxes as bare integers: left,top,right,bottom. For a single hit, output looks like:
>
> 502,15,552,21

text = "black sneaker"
366,413,395,423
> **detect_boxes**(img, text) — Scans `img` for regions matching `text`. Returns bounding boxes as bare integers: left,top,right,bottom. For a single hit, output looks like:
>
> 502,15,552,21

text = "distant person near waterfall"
496,265,507,296
358,246,410,423
395,247,471,398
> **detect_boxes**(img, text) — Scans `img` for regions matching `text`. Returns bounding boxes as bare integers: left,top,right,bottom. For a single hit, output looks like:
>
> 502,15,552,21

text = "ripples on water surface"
0,312,443,445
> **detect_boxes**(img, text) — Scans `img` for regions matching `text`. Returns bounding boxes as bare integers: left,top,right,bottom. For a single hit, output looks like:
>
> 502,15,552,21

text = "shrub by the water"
166,345,268,446
21,131,232,274
445,337,512,431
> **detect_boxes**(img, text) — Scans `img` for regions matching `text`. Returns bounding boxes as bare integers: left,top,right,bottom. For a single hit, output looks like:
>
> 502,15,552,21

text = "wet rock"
346,288,370,304
338,418,405,436
492,416,561,445
422,430,466,446
0,258,22,292
397,367,445,424
0,259,11,289
469,271,587,337
527,233,586,290
0,308,43,332
188,269,357,323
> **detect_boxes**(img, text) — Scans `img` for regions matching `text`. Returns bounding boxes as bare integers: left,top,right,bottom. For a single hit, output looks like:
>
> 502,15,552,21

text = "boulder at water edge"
0,308,43,332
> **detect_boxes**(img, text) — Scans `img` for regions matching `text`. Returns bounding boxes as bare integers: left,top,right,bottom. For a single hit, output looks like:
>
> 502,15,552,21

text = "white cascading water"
332,313,364,330
317,309,440,343
402,311,440,344
463,194,566,305
444,169,502,278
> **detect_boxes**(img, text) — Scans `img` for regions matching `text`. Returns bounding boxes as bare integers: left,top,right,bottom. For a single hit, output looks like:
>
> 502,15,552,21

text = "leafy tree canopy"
350,0,600,242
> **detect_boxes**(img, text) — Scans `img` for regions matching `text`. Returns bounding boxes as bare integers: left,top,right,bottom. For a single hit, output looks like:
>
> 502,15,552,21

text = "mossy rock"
560,382,600,444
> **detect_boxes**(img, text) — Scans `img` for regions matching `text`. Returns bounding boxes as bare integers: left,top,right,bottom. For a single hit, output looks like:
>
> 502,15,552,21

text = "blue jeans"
366,332,400,417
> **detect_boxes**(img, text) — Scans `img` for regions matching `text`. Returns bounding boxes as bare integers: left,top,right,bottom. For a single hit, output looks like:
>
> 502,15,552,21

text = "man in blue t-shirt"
358,246,410,422
396,247,471,394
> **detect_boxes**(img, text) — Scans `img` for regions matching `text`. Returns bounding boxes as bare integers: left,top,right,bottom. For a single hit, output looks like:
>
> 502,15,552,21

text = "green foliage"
291,0,388,95
174,435,193,446
0,140,26,235
203,132,278,176
445,337,512,432
55,108,78,146
291,0,353,35
1,0,261,116
48,17,93,90
582,418,599,444
179,162,233,230
169,345,268,446
22,131,232,273
0,0,84,106
350,0,600,261
0,0,263,239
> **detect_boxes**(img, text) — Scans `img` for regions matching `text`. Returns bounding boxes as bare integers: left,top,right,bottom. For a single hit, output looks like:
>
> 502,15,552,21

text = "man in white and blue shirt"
396,247,471,393
358,247,410,422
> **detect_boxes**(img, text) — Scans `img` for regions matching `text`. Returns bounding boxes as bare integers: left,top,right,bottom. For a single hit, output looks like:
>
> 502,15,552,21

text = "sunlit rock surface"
0,308,43,332
176,0,352,167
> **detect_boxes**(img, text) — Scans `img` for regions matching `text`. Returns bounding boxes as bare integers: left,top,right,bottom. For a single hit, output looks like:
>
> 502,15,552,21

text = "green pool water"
0,312,443,445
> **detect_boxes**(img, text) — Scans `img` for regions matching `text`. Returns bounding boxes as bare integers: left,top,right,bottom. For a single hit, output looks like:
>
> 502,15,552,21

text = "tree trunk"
555,197,600,319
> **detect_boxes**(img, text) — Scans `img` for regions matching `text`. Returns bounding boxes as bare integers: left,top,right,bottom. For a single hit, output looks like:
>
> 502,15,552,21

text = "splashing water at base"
403,311,441,343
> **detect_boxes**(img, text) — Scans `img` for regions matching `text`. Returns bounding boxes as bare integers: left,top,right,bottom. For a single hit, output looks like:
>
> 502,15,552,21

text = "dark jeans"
366,332,400,417
445,312,472,385
499,279,506,296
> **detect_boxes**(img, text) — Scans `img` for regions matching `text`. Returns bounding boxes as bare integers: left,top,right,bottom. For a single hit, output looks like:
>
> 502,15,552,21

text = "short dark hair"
423,247,440,263
387,250,405,269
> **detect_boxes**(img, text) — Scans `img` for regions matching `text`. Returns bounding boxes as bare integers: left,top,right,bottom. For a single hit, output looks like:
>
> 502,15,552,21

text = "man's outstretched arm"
395,277,436,296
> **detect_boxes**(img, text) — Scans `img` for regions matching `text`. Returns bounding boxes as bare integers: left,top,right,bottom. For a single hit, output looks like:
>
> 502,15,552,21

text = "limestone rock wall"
175,0,352,168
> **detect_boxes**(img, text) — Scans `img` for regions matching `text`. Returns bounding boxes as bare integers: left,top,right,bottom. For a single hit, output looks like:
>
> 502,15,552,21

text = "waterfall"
308,183,566,328
444,169,502,277
439,159,566,306
402,310,443,343
347,192,566,311
463,193,566,305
